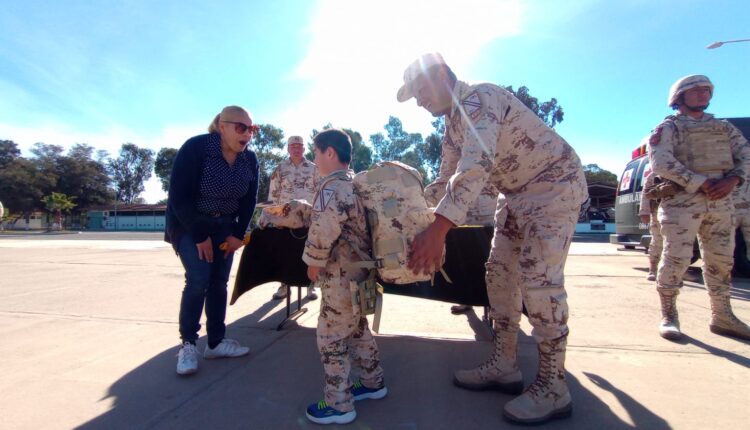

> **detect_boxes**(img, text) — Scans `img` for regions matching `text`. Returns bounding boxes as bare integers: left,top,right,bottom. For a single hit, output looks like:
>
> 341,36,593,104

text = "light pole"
706,38,750,49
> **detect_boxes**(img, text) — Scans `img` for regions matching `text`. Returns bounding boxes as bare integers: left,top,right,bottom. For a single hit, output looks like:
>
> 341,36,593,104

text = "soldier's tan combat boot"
658,288,682,340
453,329,523,394
503,337,572,424
709,295,750,340
646,261,658,281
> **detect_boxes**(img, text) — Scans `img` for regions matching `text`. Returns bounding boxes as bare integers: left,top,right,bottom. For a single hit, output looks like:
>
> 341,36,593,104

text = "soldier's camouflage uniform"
268,158,319,204
649,112,750,339
269,158,319,298
302,169,384,413
640,171,663,276
425,173,501,226
650,113,749,292
434,81,587,342
437,81,587,420
732,176,750,260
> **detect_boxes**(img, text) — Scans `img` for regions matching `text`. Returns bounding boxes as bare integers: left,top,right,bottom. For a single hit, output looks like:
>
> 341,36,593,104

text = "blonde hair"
208,105,250,134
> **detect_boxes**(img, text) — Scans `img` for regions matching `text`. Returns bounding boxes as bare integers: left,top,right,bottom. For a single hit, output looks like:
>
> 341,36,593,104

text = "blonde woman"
165,106,260,375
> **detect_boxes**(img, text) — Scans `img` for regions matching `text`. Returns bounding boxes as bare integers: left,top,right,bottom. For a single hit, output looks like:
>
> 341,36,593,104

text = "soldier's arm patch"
313,188,335,212
649,125,663,146
462,91,482,121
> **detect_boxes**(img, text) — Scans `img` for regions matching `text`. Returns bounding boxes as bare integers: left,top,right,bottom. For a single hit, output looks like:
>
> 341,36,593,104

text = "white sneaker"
272,285,288,300
307,286,318,300
204,338,250,359
176,342,199,375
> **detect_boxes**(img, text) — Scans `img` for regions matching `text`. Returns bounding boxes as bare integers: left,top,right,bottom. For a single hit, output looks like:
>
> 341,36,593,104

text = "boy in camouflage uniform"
303,129,386,425
649,75,750,341
398,53,587,425
732,177,750,261
269,135,320,300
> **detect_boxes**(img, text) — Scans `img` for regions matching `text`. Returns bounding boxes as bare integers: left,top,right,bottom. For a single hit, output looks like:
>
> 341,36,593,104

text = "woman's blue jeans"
177,220,235,345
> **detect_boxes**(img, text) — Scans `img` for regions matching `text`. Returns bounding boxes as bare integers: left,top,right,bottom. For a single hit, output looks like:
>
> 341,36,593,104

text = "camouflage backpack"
350,161,446,284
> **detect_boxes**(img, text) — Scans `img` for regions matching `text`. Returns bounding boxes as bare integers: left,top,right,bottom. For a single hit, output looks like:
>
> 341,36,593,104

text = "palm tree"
41,192,76,231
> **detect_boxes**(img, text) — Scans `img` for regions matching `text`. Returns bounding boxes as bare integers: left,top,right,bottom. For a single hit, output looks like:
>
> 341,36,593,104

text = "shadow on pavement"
670,335,750,369
77,316,670,430
582,372,672,430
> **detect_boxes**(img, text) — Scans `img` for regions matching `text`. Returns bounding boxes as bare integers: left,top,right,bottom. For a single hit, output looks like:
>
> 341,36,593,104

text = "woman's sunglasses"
222,121,260,135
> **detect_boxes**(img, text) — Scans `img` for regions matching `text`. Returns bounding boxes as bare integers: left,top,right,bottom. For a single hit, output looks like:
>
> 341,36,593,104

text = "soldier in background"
649,75,750,341
732,176,750,261
639,169,663,281
268,135,320,300
400,53,588,425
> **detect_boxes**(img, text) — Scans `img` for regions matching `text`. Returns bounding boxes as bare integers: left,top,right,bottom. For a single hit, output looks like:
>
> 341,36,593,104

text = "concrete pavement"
0,235,747,429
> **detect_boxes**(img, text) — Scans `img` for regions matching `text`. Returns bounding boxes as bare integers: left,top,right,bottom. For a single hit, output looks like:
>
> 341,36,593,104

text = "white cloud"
271,0,524,139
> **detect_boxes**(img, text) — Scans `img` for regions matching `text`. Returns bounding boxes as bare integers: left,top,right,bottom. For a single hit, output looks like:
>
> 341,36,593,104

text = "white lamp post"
706,38,750,49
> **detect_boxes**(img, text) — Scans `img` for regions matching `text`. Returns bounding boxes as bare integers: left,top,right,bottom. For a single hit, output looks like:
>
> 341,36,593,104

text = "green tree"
41,192,76,231
370,116,423,163
419,117,444,182
252,124,285,201
583,164,618,186
154,147,178,192
108,143,155,204
344,128,373,173
57,144,113,209
369,116,429,182
0,157,53,216
0,140,21,167
501,85,564,128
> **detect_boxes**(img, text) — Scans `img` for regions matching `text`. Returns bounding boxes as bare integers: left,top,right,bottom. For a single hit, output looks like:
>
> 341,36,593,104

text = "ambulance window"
635,158,650,192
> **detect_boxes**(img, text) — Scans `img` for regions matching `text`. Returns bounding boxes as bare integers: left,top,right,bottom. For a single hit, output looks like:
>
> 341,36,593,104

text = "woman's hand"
222,235,244,258
196,237,214,263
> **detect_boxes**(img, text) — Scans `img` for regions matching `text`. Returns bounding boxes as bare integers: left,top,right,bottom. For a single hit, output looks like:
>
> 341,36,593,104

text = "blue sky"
1,0,748,203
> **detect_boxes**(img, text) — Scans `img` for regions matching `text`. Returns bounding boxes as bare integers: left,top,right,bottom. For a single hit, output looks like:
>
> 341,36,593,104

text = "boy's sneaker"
351,380,388,401
203,338,250,359
176,342,199,375
305,400,356,425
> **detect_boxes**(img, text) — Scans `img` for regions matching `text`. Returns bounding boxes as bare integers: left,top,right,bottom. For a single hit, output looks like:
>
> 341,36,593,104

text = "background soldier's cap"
288,135,304,146
396,52,447,103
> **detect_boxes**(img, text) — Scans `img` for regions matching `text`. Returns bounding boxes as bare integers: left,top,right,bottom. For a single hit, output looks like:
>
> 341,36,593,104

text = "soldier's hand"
639,215,650,224
705,176,740,200
408,215,453,276
699,179,716,195
307,266,321,282
196,238,214,263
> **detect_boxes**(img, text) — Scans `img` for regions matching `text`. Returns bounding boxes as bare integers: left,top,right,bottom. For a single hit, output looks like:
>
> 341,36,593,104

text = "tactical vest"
350,161,445,284
672,119,733,175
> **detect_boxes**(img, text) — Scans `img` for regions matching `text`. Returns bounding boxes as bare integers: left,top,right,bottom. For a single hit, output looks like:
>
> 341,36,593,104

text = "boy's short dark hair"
313,128,352,164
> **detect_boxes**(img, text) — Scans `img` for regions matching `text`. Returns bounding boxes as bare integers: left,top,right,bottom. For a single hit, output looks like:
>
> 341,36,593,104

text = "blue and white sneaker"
351,380,388,401
306,400,356,425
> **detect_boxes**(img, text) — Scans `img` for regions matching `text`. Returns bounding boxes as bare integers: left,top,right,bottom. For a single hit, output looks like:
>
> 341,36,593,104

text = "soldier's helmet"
668,75,713,108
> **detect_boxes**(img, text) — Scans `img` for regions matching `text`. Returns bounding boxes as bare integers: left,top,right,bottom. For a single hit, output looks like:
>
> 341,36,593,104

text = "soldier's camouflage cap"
396,52,447,102
287,135,304,146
